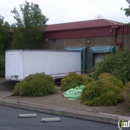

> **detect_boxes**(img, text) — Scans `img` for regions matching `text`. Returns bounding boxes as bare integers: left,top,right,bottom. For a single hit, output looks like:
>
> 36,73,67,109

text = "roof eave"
45,25,115,32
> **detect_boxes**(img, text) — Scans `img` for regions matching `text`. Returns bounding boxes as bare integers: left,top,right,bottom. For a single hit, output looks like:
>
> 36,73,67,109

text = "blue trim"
65,47,87,51
90,46,115,67
65,47,87,73
90,46,114,53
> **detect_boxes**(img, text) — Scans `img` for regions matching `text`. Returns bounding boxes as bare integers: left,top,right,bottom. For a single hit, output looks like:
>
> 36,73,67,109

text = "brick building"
41,19,130,72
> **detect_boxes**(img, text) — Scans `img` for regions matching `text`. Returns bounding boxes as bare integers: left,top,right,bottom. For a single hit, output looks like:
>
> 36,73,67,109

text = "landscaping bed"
4,87,130,116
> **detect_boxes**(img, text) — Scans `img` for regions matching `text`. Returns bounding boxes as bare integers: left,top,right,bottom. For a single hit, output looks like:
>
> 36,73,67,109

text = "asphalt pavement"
0,105,119,130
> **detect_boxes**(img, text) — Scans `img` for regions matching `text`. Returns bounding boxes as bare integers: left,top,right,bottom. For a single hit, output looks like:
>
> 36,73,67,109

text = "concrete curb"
0,99,119,125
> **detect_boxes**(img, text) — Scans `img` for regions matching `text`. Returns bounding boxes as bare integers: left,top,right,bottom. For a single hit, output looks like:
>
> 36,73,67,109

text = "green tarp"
63,85,85,100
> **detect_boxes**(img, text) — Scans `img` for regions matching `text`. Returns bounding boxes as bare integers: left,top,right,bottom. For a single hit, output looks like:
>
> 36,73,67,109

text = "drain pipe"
121,26,124,51
114,27,120,51
114,26,123,51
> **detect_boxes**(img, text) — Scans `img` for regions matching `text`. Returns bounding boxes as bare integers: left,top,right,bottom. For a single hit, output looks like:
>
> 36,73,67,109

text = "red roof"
45,19,124,32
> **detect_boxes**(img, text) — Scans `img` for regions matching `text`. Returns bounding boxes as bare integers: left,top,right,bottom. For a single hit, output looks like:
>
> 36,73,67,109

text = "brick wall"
123,34,130,50
41,38,87,50
90,36,114,47
41,36,114,50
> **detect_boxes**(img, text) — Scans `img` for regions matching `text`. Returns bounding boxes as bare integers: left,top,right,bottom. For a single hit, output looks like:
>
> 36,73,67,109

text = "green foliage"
0,56,5,70
80,76,124,106
79,74,94,86
123,82,130,110
98,73,124,88
13,73,57,97
0,56,5,77
125,81,130,88
92,51,130,83
60,72,94,91
121,3,130,18
0,16,10,55
11,1,48,49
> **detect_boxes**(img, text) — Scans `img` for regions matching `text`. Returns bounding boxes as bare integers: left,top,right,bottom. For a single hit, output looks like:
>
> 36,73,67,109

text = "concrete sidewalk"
0,91,12,99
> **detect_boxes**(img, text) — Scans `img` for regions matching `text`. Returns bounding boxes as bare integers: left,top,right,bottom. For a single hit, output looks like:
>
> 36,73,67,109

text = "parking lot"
0,105,120,130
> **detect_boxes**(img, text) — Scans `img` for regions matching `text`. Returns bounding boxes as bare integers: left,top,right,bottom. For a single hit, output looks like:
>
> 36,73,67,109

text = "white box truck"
5,50,81,81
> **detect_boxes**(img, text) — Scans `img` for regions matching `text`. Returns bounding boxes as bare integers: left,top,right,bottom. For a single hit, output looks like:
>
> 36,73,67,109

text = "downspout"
114,27,120,50
114,25,124,51
121,26,124,51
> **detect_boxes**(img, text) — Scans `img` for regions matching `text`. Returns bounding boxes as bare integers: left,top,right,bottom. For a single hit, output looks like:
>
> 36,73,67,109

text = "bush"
0,56,5,77
92,50,130,83
80,76,124,106
78,74,94,87
98,73,124,88
60,72,94,91
0,56,5,70
13,73,57,96
123,82,130,110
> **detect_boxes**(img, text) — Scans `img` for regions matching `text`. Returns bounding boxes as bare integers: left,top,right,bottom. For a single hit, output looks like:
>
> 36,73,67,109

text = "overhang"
90,46,115,53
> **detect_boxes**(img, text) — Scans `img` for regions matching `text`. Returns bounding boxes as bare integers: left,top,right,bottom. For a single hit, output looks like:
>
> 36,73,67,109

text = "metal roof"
45,19,124,32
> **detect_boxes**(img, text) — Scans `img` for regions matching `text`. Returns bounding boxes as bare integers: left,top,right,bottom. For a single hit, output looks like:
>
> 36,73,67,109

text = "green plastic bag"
63,85,85,100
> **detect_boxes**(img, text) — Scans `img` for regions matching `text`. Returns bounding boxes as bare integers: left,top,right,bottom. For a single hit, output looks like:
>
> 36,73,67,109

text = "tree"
121,0,130,17
92,50,130,83
0,16,10,55
11,1,48,49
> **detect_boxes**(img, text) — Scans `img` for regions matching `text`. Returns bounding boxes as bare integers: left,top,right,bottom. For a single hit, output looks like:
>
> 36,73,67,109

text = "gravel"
4,87,130,116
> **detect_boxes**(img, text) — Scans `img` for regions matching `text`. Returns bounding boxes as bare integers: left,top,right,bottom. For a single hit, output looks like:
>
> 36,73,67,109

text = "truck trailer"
5,50,82,81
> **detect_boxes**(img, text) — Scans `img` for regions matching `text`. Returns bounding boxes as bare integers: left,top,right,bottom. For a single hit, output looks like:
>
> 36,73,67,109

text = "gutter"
113,25,124,51
121,26,124,51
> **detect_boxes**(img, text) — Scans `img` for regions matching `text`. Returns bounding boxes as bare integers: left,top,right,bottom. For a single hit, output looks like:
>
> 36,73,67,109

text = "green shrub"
92,50,130,83
60,72,94,91
79,74,94,85
0,56,5,70
80,78,124,106
13,73,57,96
98,73,124,88
125,82,130,88
0,56,5,77
123,82,130,110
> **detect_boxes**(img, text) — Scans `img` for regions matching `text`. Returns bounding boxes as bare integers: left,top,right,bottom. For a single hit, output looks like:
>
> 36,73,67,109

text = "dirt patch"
4,87,130,116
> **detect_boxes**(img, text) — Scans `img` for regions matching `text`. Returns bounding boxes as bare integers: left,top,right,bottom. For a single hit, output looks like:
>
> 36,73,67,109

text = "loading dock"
65,47,87,73
90,46,115,66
